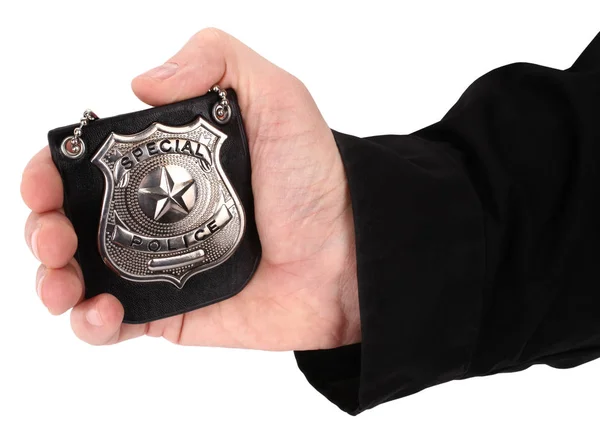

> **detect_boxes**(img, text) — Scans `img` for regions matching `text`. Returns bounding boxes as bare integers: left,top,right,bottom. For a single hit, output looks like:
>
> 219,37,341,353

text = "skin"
21,28,360,350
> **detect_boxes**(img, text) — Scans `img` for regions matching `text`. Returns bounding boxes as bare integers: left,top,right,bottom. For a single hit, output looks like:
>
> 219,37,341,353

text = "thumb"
131,28,275,112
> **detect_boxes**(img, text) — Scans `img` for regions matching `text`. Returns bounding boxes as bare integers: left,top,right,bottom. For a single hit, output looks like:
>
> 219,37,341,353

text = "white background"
1,1,599,439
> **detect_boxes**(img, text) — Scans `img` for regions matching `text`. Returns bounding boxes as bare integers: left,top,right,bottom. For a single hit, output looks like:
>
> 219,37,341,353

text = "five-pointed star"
139,166,195,221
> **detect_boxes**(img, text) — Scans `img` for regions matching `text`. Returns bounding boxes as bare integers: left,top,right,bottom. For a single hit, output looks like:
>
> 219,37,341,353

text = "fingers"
36,263,147,345
131,28,277,110
21,146,63,213
37,260,84,315
70,294,126,345
25,211,77,269
70,294,148,345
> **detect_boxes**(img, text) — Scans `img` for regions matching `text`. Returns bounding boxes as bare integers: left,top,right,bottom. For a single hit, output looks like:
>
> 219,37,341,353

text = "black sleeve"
294,33,600,415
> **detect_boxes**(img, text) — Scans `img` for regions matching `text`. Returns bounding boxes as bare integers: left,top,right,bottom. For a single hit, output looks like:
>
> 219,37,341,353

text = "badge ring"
61,136,86,160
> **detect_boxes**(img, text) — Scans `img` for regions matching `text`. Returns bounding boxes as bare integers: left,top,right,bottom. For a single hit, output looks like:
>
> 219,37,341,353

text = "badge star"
139,166,195,221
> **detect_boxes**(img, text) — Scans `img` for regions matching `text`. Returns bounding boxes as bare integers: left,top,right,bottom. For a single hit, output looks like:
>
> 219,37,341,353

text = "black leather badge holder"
48,89,261,323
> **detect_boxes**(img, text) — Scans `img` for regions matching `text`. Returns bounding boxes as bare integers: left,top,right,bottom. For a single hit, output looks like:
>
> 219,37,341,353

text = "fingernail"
143,62,178,80
36,266,46,300
31,225,41,261
86,308,104,327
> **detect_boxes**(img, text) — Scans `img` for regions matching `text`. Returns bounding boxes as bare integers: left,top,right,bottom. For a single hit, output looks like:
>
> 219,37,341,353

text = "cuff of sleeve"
295,130,486,415
295,344,362,415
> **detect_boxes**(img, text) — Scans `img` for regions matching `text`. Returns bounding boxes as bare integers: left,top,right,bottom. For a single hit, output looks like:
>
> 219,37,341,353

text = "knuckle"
24,211,39,241
20,167,37,206
38,217,77,260
191,27,228,47
271,70,312,100
288,75,311,97
25,210,39,228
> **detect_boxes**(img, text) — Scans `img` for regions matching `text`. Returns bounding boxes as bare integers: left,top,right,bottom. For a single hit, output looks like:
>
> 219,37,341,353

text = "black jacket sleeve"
295,33,600,415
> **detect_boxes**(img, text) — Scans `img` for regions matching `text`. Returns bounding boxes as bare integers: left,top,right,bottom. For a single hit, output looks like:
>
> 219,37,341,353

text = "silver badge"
92,117,245,288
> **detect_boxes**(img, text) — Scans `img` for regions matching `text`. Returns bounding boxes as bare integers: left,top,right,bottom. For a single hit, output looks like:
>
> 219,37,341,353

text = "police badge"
48,88,261,323
93,116,244,287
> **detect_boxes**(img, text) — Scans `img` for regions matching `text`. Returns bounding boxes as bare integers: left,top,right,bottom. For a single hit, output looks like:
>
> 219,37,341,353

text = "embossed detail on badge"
92,117,245,288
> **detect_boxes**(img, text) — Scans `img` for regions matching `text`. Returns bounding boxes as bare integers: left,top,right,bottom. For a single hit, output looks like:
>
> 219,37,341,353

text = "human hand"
21,29,359,351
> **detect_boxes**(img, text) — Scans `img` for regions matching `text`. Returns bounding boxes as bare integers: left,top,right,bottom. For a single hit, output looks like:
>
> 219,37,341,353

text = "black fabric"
48,92,261,323
296,33,600,415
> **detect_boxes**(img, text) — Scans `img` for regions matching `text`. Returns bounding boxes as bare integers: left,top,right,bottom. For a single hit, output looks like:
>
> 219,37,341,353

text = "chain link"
210,85,232,124
61,109,98,159
72,109,98,152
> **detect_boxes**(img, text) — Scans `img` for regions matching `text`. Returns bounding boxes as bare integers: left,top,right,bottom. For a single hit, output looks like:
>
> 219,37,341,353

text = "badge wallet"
48,90,261,323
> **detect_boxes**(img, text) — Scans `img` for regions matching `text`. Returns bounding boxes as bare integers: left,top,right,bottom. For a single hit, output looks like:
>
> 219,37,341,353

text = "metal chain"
61,109,98,159
62,86,228,159
72,109,98,152
210,85,232,124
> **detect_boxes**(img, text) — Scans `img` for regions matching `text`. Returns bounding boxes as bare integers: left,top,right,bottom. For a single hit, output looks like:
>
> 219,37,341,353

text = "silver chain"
210,85,232,124
61,86,230,159
61,109,98,159
72,109,98,152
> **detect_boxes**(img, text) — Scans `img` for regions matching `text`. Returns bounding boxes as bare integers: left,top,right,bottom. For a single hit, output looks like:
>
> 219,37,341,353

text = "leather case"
48,91,261,323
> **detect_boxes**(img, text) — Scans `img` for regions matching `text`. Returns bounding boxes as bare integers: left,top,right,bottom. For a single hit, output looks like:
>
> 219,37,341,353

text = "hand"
21,29,359,350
